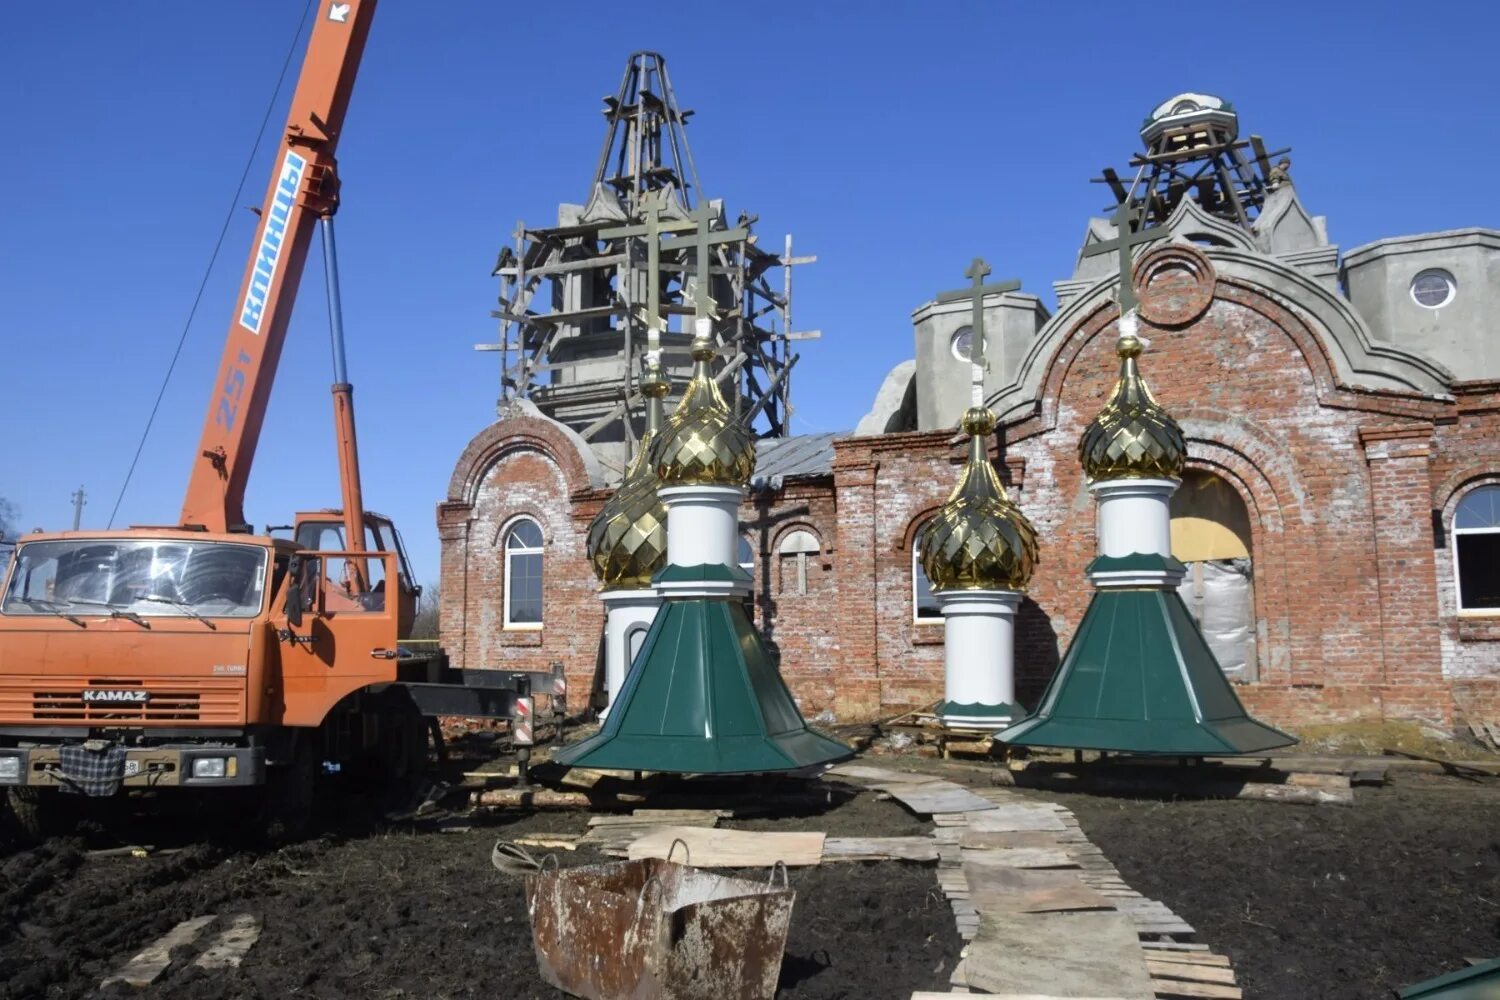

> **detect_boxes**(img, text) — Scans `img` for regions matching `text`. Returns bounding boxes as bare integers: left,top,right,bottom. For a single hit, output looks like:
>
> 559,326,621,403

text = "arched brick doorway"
1170,469,1257,681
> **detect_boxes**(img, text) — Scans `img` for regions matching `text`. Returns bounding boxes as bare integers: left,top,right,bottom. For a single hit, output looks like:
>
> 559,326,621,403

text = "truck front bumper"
0,744,265,790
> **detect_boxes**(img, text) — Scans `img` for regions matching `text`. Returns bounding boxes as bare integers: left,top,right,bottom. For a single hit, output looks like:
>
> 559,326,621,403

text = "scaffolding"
1091,93,1291,230
481,52,815,477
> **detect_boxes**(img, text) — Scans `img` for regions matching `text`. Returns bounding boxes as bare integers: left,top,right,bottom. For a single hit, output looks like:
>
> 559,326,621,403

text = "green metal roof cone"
999,587,1296,755
554,573,853,774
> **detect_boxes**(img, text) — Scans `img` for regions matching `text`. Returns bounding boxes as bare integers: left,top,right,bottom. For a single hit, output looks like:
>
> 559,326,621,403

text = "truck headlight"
0,756,21,783
191,757,227,779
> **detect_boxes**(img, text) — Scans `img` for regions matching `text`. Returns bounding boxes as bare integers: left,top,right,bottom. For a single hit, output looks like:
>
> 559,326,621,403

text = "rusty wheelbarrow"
524,843,795,1000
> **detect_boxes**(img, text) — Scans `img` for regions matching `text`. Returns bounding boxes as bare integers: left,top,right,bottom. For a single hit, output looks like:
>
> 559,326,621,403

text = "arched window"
503,518,544,629
912,524,941,623
1454,485,1500,611
777,529,820,596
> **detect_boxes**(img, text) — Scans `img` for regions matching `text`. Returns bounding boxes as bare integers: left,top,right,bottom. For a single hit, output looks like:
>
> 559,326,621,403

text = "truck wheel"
259,740,316,844
377,695,429,807
4,788,75,845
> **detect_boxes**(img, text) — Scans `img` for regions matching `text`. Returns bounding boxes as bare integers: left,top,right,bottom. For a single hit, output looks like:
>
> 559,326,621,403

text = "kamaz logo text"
239,151,307,334
81,689,150,705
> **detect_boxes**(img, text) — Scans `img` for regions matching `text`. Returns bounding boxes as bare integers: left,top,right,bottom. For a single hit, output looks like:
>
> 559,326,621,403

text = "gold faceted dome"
651,335,755,488
920,407,1039,592
587,363,670,589
1078,333,1186,481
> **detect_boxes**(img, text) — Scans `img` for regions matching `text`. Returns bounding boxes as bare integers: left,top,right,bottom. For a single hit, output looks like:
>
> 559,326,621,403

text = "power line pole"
70,486,86,531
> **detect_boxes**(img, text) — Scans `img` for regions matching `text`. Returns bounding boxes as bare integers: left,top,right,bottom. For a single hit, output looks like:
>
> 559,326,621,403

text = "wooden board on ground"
826,764,944,785
1149,979,1242,998
965,804,1068,833
882,781,997,815
963,909,1155,1000
822,837,940,862
101,915,216,988
964,866,1112,914
628,826,826,867
194,914,262,970
913,994,1132,999
1145,958,1236,985
558,767,610,788
587,809,726,826
960,829,1076,850
511,833,582,851
961,846,1077,870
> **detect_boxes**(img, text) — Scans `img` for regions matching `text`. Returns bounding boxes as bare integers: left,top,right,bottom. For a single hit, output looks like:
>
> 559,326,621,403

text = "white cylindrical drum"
938,589,1022,726
660,485,743,567
1091,478,1178,558
599,589,661,715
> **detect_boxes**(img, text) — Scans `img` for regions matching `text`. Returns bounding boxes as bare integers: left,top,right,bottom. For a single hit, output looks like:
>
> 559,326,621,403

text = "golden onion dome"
1078,332,1187,481
650,333,755,488
920,406,1039,592
586,361,671,589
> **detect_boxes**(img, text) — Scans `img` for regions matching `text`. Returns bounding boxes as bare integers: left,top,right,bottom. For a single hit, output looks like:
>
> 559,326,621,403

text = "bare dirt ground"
5,750,1496,1000
0,782,957,1000
1059,775,1500,1000
888,754,1500,1000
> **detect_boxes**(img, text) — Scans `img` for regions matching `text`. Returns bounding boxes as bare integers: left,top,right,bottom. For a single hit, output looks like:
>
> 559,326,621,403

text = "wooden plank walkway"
822,764,1245,1000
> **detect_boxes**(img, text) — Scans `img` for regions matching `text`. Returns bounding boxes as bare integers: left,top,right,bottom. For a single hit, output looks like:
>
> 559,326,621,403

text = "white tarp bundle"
1177,558,1256,680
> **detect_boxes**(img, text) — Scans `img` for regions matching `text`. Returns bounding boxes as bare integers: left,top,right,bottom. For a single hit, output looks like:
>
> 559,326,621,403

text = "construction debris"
627,827,826,868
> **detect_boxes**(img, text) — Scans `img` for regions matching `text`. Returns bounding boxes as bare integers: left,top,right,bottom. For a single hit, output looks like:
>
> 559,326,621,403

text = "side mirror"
284,556,304,628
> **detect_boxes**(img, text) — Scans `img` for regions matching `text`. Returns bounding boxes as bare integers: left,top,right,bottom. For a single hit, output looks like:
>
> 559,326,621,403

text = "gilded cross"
661,200,749,321
937,257,1020,406
1080,200,1159,315
600,189,695,351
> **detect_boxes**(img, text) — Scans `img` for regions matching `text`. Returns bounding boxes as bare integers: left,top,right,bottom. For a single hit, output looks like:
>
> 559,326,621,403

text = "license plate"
123,760,141,777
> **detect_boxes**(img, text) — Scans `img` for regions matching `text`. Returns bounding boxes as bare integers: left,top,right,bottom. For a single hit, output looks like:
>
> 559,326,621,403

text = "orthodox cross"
1080,199,1159,316
599,189,696,353
936,257,1020,406
660,200,749,322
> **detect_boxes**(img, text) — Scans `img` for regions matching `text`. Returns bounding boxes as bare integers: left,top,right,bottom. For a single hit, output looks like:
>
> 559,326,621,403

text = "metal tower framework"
1092,95,1290,231
483,52,815,475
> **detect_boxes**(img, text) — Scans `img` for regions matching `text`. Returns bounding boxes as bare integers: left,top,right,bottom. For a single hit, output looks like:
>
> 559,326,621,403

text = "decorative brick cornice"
1359,423,1434,460
1453,380,1500,415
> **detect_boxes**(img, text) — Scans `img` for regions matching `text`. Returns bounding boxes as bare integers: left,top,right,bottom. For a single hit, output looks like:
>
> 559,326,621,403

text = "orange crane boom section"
180,0,376,533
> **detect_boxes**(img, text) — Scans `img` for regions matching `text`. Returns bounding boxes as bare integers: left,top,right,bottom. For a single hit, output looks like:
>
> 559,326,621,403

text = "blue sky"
2,1,1494,583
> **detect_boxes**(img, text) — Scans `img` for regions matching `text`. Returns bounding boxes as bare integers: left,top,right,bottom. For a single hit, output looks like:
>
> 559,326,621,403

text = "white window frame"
502,516,544,630
1410,269,1456,310
1453,484,1500,616
950,325,974,363
912,525,942,625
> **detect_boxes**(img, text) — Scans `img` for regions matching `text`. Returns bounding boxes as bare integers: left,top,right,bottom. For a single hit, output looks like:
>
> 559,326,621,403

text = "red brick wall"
1431,381,1500,723
439,285,1500,731
438,413,605,709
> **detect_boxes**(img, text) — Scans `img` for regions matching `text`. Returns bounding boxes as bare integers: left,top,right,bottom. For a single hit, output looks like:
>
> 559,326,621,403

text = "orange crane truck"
0,0,548,840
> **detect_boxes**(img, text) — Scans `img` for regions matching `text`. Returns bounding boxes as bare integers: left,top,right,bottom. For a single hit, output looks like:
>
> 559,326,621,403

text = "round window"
1410,269,1455,309
950,326,973,363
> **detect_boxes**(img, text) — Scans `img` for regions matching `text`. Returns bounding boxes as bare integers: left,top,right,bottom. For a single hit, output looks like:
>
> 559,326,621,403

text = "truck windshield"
2,540,268,619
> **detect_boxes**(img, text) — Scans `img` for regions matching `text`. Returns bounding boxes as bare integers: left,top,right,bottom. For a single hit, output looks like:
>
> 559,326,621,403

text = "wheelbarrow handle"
767,860,789,889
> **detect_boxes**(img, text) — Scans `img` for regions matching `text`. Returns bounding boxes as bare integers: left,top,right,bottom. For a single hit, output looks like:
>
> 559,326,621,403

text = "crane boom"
180,0,377,532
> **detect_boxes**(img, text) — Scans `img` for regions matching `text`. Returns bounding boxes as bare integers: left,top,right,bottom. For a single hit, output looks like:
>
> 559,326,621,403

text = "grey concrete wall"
1342,229,1500,381
910,294,1049,431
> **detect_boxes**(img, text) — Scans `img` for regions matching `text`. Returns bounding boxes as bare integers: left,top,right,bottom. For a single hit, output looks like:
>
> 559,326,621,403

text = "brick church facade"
438,96,1500,733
